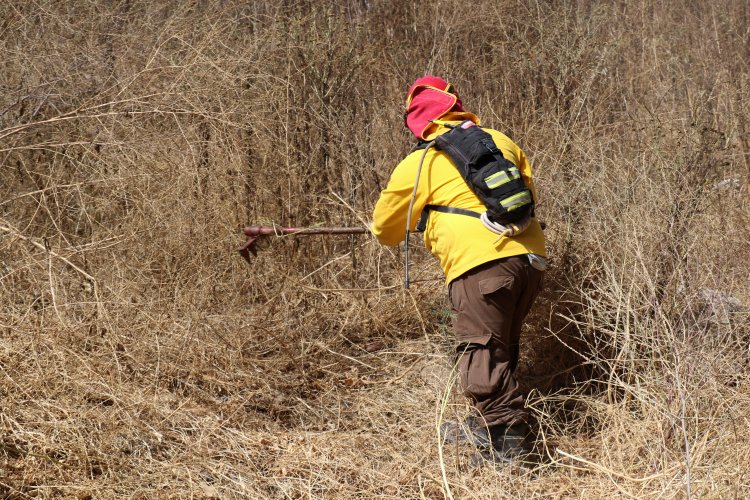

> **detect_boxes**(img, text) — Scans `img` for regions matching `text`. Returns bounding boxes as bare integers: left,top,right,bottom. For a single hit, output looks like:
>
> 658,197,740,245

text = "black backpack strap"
416,204,481,232
410,140,434,152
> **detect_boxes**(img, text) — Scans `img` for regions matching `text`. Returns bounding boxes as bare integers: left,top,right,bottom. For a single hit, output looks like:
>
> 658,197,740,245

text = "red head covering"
404,76,464,140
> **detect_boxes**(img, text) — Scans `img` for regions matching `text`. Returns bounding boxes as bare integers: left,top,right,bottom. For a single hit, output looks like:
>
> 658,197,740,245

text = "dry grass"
1,0,749,498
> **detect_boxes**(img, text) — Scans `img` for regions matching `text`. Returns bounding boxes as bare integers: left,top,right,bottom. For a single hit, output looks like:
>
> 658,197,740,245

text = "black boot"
485,422,534,462
441,416,492,448
441,417,536,464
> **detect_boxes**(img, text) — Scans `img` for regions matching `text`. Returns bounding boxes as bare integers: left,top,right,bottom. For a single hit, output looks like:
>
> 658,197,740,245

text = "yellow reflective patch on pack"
484,171,508,189
484,167,520,189
500,190,531,211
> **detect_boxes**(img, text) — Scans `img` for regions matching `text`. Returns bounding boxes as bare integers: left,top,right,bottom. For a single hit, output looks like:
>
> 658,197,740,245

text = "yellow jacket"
372,116,546,284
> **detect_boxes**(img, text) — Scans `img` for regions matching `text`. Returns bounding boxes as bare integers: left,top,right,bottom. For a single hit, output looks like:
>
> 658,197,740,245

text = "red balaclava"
404,76,464,140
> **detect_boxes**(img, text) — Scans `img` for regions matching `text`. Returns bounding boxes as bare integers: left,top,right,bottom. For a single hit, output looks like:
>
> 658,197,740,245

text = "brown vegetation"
1,0,749,498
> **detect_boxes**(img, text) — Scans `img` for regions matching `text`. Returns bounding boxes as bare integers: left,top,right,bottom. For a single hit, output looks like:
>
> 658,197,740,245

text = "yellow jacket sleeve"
371,151,430,246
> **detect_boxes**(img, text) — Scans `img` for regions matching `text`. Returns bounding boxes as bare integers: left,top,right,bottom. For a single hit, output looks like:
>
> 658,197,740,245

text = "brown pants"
448,256,543,427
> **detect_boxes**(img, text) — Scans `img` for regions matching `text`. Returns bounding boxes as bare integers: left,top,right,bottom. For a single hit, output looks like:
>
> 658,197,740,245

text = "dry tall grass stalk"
1,0,749,498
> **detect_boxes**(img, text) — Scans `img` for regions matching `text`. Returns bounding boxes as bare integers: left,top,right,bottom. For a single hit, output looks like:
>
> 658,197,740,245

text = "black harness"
415,205,480,232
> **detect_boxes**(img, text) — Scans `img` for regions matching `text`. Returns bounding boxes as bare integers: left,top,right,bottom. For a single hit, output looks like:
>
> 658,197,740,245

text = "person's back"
372,75,547,463
372,123,545,283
